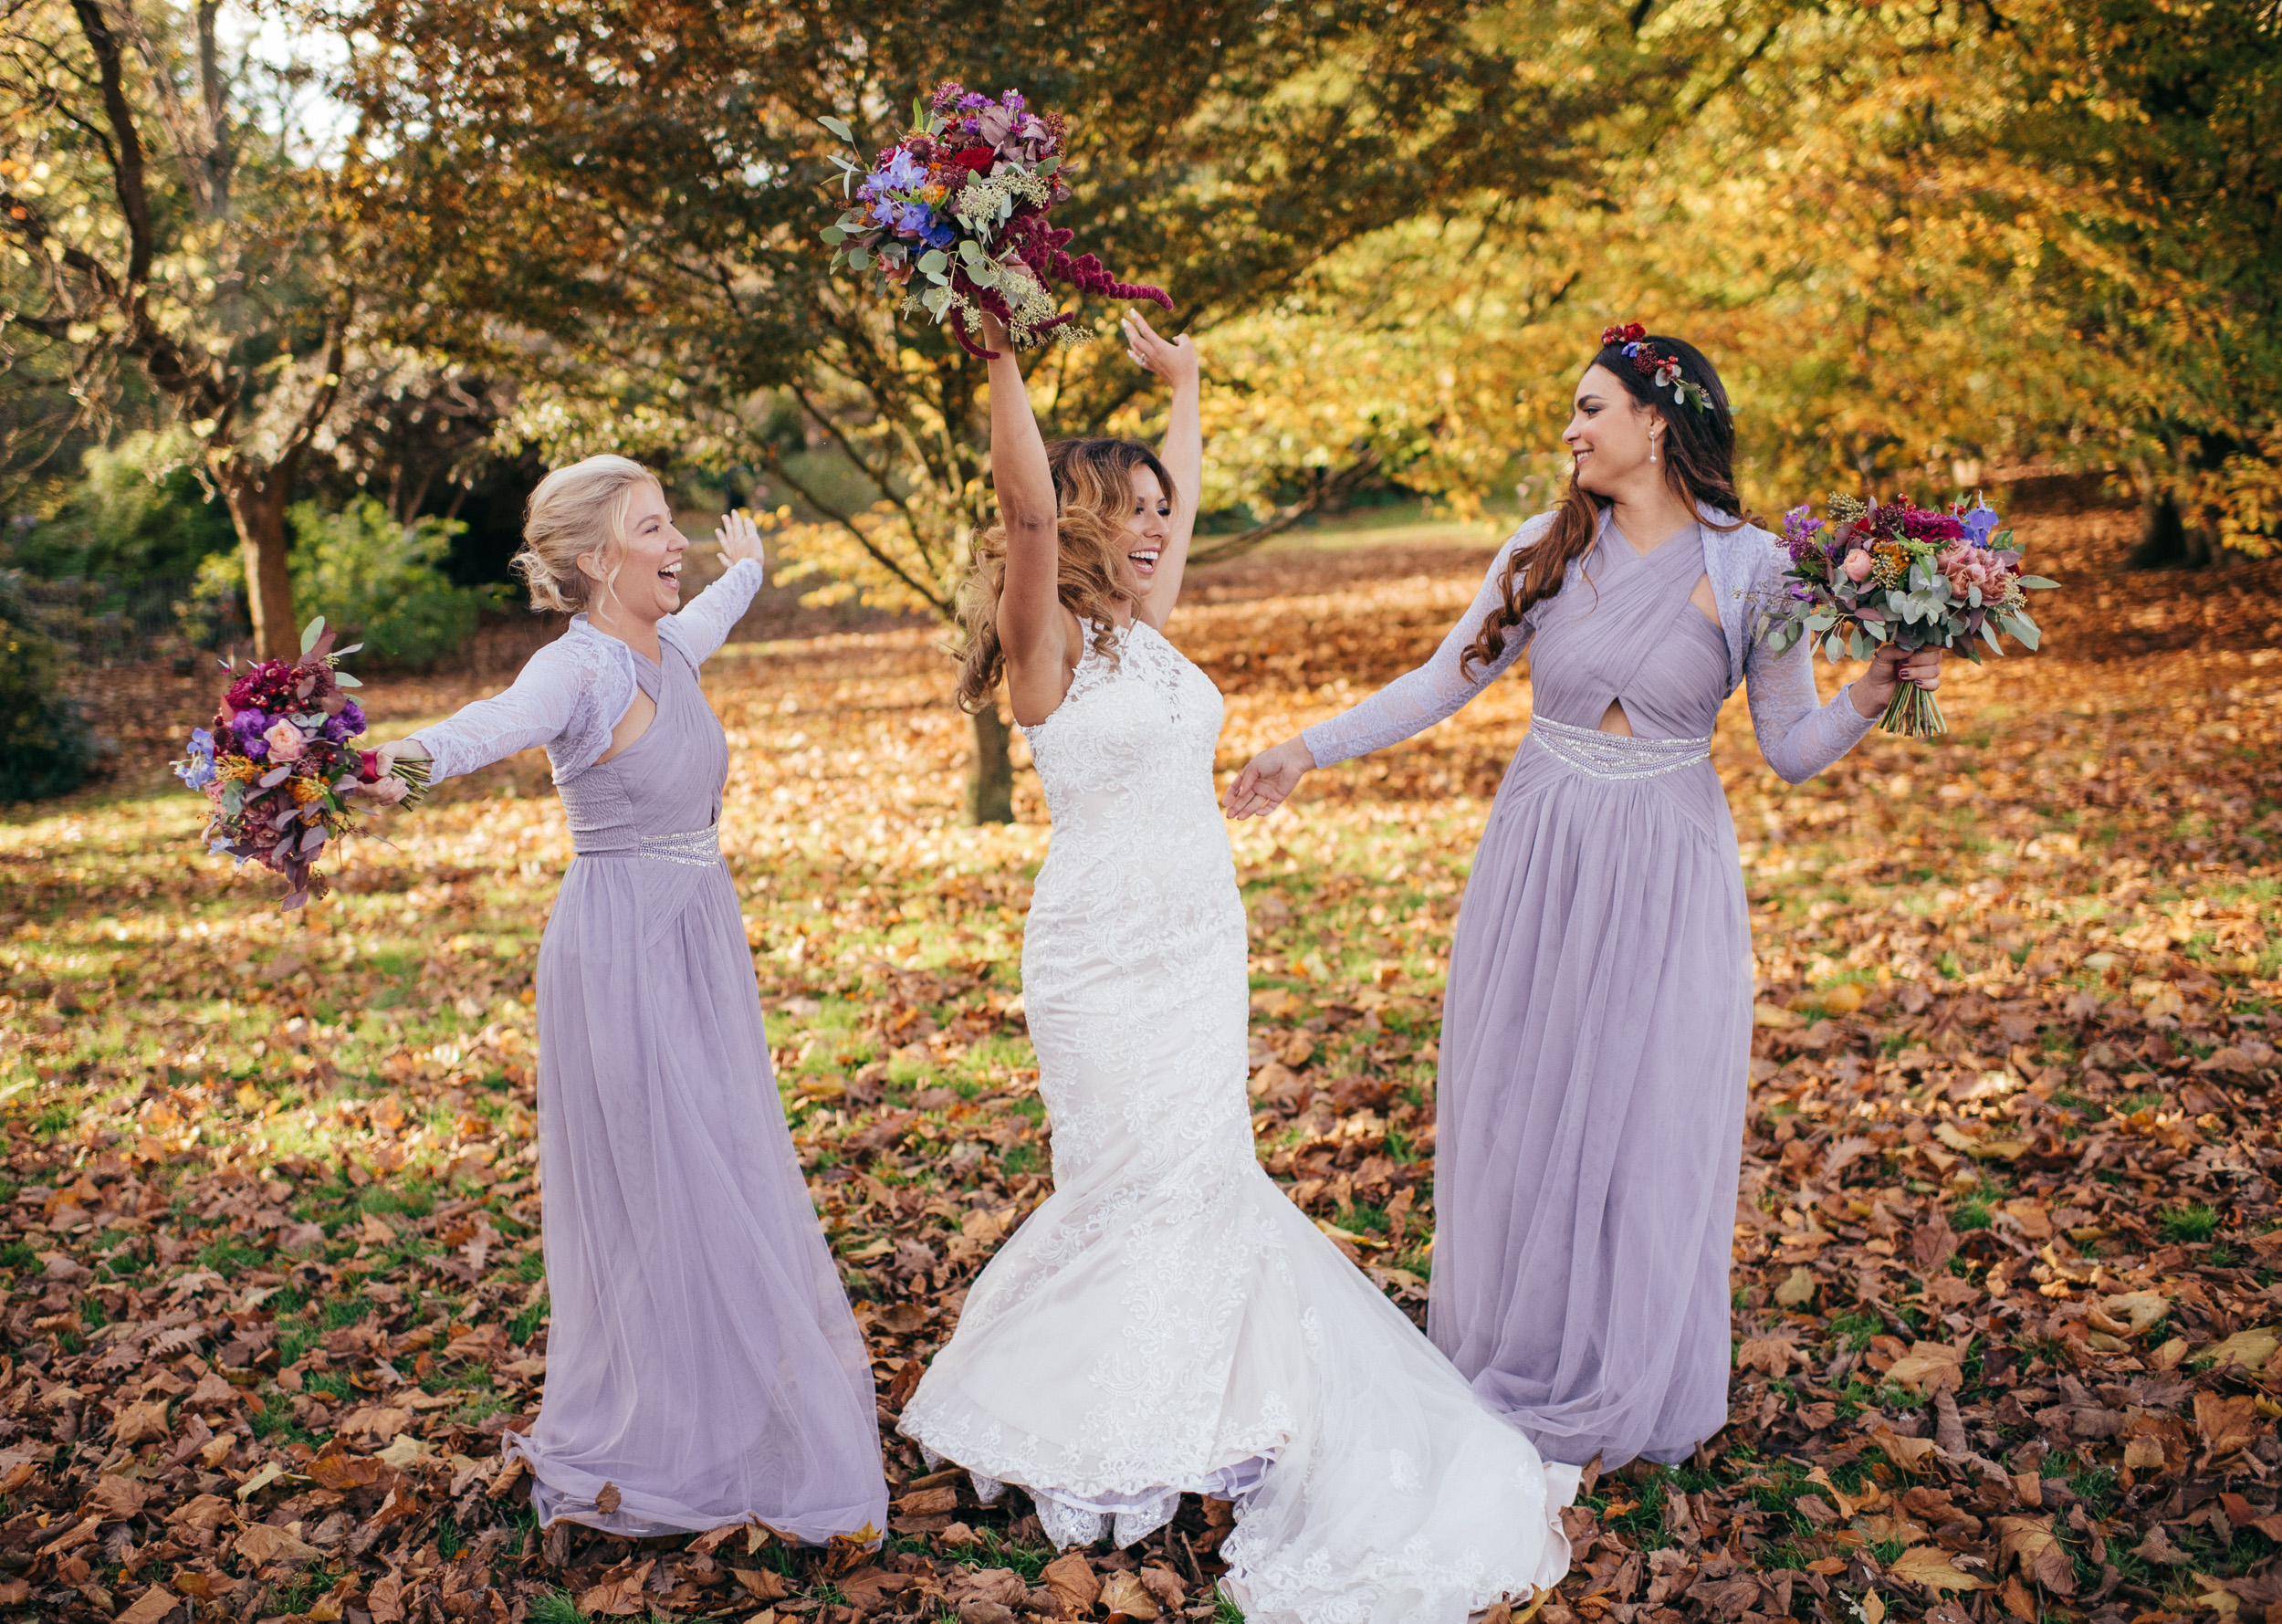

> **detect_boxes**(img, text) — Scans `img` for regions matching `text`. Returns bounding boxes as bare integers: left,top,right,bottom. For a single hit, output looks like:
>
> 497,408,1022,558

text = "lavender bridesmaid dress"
405,566,886,1539
1302,508,1878,1470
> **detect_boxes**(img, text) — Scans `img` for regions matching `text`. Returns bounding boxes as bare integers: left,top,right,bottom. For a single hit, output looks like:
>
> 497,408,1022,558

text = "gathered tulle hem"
502,1431,881,1545
913,1441,1269,1549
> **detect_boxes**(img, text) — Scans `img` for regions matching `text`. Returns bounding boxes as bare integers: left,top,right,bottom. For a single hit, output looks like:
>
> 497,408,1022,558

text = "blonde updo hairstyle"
511,454,663,613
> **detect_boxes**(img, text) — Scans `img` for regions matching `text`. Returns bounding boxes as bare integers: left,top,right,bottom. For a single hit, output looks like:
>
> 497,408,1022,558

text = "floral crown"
1600,322,1717,415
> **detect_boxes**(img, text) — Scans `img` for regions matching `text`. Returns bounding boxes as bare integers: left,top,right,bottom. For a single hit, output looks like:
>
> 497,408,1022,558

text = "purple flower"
174,728,217,790
1960,501,2000,545
322,699,367,744
863,150,925,196
925,220,956,247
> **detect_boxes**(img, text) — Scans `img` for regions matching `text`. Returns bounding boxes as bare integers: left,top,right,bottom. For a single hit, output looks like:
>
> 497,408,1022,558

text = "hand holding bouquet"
173,618,429,908
819,81,1170,358
1756,494,2057,736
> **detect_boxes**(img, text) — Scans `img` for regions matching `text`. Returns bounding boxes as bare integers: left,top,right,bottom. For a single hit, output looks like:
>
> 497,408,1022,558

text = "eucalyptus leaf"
919,249,948,275
848,247,871,271
820,114,854,143
300,616,326,655
1981,618,2005,655
334,672,363,687
922,284,953,319
822,225,846,245
2018,575,2058,590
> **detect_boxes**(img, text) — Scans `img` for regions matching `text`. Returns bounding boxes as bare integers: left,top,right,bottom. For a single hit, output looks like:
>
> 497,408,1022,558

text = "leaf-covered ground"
3,499,2280,1624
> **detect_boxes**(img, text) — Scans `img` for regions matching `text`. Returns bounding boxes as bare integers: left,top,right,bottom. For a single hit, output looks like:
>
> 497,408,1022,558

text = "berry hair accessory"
1598,323,1718,415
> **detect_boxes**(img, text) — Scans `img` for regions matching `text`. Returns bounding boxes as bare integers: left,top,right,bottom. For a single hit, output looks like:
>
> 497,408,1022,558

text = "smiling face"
580,481,687,624
1120,465,1173,590
1563,363,1664,497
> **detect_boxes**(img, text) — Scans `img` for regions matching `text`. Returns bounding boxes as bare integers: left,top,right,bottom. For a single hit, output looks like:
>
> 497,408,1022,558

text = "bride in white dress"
897,309,1575,1623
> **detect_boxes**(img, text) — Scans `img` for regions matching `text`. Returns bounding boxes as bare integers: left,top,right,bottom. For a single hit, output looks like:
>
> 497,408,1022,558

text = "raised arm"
669,509,769,665
1123,309,1200,630
1224,518,1551,818
987,313,1073,727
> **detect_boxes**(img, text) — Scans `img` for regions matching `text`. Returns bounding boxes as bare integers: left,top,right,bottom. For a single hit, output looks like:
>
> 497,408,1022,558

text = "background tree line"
3,0,2276,813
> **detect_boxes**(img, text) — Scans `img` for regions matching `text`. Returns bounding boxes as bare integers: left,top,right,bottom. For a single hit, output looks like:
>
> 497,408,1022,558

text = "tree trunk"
965,702,1015,825
2128,489,2216,571
222,469,297,658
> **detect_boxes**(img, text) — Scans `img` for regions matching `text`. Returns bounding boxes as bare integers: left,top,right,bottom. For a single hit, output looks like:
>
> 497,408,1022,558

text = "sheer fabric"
413,560,887,1539
1297,513,1880,1469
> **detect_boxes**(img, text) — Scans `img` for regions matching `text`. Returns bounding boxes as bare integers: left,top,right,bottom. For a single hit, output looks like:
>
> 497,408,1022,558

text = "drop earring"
1649,435,1659,464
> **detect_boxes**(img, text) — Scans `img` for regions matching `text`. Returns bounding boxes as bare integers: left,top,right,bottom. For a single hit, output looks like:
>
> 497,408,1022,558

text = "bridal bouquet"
173,617,428,909
1756,494,2057,737
818,81,1170,358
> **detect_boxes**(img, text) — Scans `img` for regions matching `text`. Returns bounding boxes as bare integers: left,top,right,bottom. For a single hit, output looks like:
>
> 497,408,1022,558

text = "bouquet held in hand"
820,81,1169,358
173,617,428,908
1757,494,2056,737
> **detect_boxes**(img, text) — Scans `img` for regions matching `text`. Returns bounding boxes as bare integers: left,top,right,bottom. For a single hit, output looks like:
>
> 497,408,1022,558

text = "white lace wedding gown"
898,622,1576,1624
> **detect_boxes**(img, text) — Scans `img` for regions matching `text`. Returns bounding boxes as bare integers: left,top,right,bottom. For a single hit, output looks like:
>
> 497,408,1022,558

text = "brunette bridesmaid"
1226,328,1942,1470
375,456,885,1538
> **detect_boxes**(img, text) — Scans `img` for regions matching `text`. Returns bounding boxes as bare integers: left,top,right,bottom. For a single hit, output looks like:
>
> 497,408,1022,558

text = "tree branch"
755,446,951,616
69,0,154,285
1187,450,1385,566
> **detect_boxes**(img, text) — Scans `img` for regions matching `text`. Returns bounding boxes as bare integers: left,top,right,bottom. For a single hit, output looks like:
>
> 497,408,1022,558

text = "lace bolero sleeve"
1742,621,1878,784
664,556,765,665
403,634,615,786
1301,517,1552,769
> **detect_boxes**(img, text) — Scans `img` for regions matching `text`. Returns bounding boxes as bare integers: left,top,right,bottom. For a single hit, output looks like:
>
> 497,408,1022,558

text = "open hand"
1224,736,1315,819
1123,309,1198,393
1851,643,1943,718
716,508,766,571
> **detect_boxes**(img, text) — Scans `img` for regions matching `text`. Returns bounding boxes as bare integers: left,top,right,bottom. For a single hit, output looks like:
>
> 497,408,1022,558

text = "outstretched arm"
671,509,769,665
379,641,588,784
987,313,1073,727
1225,520,1549,818
1125,309,1201,631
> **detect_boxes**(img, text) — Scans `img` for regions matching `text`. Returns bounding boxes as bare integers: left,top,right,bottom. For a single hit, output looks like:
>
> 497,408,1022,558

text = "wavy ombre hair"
1463,333,1745,676
954,438,1175,713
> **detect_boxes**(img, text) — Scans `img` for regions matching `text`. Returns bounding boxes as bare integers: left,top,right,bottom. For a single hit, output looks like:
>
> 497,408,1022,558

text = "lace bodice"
1302,510,1875,784
405,559,762,784
1018,622,1244,1015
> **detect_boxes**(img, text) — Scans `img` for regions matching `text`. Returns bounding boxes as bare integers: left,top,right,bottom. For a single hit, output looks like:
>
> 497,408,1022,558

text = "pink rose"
1935,542,2009,599
263,718,308,761
1841,549,1875,582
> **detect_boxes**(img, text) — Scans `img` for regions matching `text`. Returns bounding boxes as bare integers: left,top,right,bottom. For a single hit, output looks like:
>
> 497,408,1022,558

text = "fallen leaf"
235,1522,325,1566
2195,1392,2265,1460
112,1399,171,1444
578,1557,656,1617
113,1586,180,1624
1102,1569,1163,1619
2205,1326,2279,1373
1042,1552,1101,1613
1888,1545,1992,1594
595,1481,623,1515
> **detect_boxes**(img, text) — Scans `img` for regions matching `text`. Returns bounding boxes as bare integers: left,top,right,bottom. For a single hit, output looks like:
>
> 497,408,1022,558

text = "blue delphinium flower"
174,728,217,790
1960,502,2001,546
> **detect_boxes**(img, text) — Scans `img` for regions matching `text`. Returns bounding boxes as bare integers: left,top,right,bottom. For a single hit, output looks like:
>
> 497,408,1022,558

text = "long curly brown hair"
954,438,1176,713
1464,334,1746,676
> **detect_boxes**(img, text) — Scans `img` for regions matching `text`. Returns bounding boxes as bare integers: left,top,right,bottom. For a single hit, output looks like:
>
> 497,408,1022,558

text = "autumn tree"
0,0,371,657
1196,0,2282,558
335,0,1674,821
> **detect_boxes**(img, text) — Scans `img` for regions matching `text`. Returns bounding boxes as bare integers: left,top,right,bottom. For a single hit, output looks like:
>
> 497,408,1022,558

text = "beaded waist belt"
575,827,723,865
1531,715,1712,781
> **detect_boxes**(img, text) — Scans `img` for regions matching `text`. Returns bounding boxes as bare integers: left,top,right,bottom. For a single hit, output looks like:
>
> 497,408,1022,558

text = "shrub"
0,568,94,803
194,497,503,668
